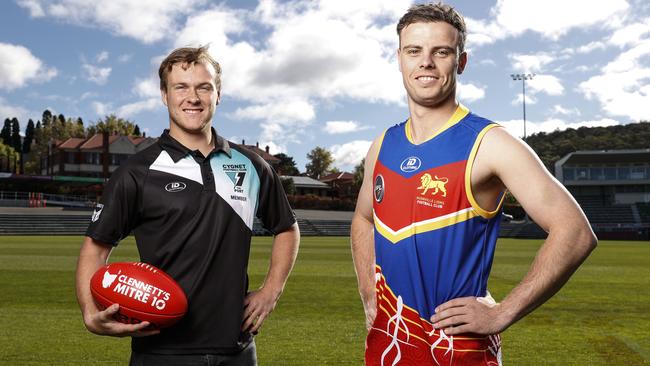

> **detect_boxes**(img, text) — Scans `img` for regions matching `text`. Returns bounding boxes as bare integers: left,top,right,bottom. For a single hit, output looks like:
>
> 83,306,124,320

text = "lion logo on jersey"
417,173,448,197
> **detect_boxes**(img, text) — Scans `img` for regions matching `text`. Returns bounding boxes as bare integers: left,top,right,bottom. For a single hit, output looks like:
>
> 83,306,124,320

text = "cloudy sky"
1,0,649,171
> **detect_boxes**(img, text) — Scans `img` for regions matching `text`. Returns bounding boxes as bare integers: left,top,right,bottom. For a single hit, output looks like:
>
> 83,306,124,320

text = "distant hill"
524,121,650,172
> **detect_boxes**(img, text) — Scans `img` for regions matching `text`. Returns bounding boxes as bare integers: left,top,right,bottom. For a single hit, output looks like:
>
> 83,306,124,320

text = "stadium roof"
556,149,650,166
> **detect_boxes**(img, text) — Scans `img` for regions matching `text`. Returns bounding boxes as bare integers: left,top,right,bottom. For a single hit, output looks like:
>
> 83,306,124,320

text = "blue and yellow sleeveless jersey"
366,104,504,365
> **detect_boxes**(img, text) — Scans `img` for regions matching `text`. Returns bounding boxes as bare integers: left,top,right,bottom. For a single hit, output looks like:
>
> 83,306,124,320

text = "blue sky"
1,0,649,171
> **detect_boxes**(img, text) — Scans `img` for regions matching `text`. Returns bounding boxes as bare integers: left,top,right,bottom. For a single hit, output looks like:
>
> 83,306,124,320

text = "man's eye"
434,50,450,57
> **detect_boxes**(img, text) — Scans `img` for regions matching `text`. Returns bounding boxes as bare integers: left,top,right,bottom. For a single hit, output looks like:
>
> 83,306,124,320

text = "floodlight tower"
510,73,535,140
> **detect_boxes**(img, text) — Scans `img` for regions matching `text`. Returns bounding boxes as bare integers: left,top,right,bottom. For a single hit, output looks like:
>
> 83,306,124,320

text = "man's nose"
419,54,435,69
187,88,200,102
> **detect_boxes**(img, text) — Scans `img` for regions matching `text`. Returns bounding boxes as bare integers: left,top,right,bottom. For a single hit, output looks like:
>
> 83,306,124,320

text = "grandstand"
555,149,650,240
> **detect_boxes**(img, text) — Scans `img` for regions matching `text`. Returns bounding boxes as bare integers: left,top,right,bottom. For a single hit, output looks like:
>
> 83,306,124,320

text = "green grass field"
0,236,648,365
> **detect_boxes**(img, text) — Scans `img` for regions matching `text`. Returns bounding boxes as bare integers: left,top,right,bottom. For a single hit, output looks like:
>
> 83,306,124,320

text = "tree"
280,177,296,195
0,141,18,173
134,124,141,137
352,158,365,193
23,119,35,153
273,153,300,175
305,146,333,179
42,110,53,126
10,117,21,153
86,114,138,136
1,119,10,146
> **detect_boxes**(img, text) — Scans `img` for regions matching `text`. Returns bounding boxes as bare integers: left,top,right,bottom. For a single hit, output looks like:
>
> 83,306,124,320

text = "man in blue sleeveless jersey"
76,46,300,365
351,3,596,365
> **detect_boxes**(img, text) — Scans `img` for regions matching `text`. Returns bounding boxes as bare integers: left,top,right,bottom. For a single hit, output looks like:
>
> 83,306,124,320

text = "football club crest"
226,171,246,193
417,173,448,197
400,156,422,172
374,175,385,203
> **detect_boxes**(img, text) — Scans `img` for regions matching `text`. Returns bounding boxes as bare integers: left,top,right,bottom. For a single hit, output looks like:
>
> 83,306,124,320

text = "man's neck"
169,125,214,157
408,99,459,144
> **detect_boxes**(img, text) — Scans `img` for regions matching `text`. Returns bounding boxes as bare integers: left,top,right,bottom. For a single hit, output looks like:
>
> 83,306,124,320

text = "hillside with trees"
0,109,142,174
525,121,650,172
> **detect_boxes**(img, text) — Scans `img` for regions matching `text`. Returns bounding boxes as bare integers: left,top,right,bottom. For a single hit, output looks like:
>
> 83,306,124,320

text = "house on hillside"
239,140,280,169
41,133,156,178
281,175,330,196
319,171,355,197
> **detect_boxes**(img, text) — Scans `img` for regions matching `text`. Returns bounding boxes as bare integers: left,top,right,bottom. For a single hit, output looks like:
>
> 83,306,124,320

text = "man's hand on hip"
242,287,281,333
430,296,510,336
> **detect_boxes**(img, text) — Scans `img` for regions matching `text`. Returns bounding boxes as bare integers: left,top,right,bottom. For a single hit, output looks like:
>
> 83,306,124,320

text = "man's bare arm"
351,135,382,329
76,236,159,337
243,223,300,333
431,128,597,335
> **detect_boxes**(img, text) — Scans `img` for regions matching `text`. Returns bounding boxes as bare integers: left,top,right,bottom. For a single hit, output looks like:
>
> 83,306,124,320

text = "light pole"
510,73,535,140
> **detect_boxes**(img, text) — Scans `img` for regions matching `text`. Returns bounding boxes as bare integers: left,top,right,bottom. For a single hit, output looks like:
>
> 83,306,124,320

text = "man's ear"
216,91,221,106
397,48,402,72
457,51,467,75
160,88,168,107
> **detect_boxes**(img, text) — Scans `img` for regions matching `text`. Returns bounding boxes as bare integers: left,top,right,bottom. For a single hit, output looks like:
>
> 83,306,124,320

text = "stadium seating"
0,213,89,235
574,195,636,224
636,202,650,223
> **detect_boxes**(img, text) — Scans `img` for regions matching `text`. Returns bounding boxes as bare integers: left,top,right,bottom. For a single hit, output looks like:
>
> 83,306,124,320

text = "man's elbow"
576,224,598,256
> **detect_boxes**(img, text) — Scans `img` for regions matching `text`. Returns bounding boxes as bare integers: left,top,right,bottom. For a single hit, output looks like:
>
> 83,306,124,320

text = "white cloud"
492,0,629,40
497,118,620,139
117,54,132,63
17,0,44,17
509,53,555,73
608,18,650,47
259,140,285,156
17,0,205,44
552,105,581,117
174,7,246,49
330,140,372,170
96,51,109,63
230,99,316,143
527,75,564,96
580,41,650,121
0,43,57,90
117,98,161,117
576,41,607,54
458,82,486,103
91,101,110,116
323,120,369,134
171,0,406,106
133,77,160,98
478,59,496,66
231,99,315,124
82,64,111,85
467,0,629,47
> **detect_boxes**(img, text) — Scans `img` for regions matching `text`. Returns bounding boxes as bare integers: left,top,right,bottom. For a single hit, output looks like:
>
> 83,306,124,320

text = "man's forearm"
261,223,300,296
76,237,112,317
498,225,597,327
351,214,375,302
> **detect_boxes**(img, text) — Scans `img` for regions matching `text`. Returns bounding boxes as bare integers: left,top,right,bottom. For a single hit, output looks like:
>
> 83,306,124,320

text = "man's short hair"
396,2,467,54
158,45,222,93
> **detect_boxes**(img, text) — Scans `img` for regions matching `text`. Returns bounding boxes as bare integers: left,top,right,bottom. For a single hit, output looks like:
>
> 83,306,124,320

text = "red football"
90,262,188,329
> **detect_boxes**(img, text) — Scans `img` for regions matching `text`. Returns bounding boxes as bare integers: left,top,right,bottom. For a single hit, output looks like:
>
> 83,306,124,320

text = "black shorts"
129,340,257,366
